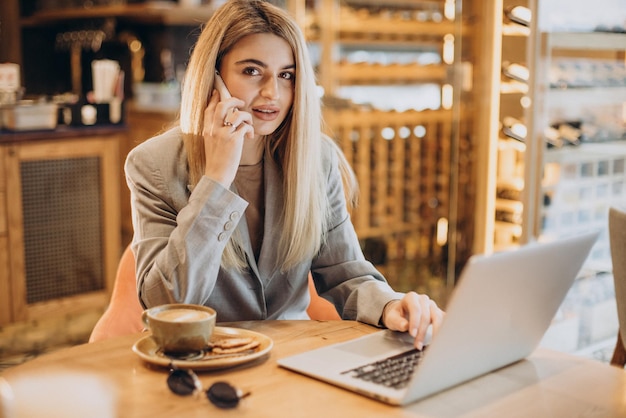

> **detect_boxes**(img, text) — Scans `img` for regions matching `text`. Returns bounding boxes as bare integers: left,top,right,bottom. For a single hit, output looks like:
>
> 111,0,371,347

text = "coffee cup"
141,304,216,354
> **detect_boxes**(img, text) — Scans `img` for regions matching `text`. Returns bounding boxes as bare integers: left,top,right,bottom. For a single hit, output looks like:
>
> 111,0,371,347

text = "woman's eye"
280,72,295,81
243,67,260,76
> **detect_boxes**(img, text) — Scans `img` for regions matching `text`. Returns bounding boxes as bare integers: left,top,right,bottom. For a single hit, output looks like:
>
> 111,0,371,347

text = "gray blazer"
125,127,402,325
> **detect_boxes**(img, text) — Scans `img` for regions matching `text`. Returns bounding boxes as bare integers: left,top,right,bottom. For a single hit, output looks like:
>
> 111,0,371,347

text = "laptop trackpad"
335,330,414,358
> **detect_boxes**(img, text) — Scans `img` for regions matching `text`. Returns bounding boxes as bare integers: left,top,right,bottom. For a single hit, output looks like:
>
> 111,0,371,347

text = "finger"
239,121,255,140
203,90,219,137
224,108,253,127
217,97,245,114
381,300,405,332
403,292,423,338
414,295,432,349
402,292,433,349
429,300,445,334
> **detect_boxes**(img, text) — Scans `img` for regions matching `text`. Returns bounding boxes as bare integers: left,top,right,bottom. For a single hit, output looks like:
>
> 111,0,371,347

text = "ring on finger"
223,120,233,127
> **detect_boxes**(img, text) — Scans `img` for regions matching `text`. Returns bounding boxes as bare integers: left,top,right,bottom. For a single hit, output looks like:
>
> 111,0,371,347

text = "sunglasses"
167,364,250,409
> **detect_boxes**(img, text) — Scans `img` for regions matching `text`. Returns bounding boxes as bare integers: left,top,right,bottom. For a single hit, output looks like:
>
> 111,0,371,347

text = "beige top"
234,160,264,261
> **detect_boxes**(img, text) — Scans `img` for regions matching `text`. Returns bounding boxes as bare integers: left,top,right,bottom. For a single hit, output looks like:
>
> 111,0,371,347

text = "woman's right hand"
202,89,254,188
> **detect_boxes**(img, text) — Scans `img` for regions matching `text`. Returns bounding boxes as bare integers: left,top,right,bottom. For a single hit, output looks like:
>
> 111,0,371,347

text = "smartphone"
214,71,232,99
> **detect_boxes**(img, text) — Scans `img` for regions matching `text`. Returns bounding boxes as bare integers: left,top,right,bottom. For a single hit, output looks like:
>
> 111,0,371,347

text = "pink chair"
307,274,341,320
89,246,339,342
89,245,144,342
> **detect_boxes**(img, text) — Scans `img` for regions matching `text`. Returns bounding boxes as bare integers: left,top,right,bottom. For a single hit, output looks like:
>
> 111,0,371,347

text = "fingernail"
417,342,423,351
410,327,418,337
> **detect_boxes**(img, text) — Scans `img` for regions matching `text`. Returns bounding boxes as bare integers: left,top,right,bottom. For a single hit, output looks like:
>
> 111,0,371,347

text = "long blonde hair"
180,0,355,270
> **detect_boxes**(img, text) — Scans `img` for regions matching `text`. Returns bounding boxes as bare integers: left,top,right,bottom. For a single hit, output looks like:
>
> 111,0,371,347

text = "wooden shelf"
20,3,218,26
338,19,466,38
337,62,448,84
306,10,470,42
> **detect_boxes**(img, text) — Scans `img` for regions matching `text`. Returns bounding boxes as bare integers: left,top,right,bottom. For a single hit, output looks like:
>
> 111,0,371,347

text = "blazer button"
224,220,233,230
218,232,227,241
230,211,240,221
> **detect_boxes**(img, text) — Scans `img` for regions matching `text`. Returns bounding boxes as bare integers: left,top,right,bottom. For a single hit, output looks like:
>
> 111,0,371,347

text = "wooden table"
2,320,626,417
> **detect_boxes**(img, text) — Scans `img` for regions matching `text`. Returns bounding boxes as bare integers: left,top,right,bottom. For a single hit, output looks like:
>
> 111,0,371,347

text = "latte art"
153,308,213,322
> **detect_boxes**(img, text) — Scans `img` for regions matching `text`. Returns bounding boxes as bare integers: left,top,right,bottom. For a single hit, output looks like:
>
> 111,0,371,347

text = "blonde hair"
180,0,355,270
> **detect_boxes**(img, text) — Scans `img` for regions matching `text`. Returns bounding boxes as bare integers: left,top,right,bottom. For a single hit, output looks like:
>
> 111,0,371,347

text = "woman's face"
219,33,295,138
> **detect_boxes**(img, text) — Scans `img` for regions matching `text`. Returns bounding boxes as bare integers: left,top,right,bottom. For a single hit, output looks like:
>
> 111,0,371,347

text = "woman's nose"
260,76,279,99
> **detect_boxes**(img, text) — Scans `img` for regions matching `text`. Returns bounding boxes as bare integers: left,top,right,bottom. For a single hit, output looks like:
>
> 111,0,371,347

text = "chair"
609,207,626,367
89,245,144,342
307,274,341,321
89,246,340,342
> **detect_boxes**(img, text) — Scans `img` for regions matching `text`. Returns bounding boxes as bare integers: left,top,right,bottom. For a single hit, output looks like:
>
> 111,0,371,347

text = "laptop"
278,231,599,405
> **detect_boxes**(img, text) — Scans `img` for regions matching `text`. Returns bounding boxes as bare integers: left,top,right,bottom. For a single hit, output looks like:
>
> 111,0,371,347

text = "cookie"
213,337,254,349
211,340,260,354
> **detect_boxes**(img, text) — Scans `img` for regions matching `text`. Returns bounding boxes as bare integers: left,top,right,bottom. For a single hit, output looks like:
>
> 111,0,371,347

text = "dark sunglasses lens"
206,382,240,409
167,370,197,396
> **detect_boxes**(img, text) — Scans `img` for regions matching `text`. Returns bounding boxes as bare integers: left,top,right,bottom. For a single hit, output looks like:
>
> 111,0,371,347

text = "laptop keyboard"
342,348,425,389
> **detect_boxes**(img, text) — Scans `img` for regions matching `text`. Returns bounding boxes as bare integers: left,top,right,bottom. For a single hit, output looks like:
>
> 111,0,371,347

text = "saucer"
132,326,273,370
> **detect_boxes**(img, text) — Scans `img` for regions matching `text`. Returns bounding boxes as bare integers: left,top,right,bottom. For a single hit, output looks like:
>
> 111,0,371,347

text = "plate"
132,326,273,370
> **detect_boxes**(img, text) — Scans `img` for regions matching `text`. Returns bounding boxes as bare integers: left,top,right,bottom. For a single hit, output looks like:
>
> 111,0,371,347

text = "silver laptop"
278,231,599,405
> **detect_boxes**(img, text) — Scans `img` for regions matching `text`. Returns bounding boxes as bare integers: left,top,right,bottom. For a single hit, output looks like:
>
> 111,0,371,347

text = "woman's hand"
202,89,254,188
382,292,444,350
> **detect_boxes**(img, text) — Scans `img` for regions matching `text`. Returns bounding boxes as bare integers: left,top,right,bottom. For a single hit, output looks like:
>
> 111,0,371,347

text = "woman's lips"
252,106,280,121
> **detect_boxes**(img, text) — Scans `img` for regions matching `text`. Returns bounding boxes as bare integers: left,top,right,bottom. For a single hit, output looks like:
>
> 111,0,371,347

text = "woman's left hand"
382,292,445,350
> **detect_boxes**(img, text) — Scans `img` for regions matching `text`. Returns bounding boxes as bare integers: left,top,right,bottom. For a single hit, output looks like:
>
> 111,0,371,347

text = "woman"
125,0,443,349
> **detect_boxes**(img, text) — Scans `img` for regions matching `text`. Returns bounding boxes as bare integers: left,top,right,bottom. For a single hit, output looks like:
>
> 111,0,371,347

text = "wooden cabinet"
0,133,121,325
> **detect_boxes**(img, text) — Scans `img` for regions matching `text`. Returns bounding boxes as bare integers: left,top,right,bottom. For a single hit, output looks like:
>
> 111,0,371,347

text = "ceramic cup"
142,304,216,354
